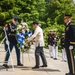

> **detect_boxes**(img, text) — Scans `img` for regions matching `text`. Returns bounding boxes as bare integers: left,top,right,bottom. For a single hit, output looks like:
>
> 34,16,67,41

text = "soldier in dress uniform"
64,14,75,75
60,33,67,62
48,30,54,58
3,16,23,68
52,30,59,60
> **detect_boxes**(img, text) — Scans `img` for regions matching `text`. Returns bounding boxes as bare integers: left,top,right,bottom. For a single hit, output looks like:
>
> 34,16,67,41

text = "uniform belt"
9,33,15,36
70,42,75,44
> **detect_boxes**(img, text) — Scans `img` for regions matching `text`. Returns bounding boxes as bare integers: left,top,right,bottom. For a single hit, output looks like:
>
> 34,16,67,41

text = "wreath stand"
0,27,14,71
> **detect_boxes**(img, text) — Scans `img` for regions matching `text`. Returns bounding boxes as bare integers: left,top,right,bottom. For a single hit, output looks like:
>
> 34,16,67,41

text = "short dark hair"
32,21,38,25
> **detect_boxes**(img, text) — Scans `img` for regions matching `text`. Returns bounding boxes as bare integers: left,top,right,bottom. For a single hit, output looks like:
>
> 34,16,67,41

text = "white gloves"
69,45,73,50
6,40,9,45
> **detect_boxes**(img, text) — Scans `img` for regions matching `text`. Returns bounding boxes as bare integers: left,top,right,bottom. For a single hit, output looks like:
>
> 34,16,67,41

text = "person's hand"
25,39,28,42
6,40,8,44
30,39,35,42
69,45,73,50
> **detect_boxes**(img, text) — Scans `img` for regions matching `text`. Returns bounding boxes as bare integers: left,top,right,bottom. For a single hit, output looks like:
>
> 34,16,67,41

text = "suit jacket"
27,26,45,47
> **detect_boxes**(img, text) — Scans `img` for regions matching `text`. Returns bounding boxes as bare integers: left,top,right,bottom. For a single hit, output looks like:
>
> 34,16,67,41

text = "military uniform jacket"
60,38,65,49
7,23,17,44
65,22,75,47
53,35,59,46
47,34,54,46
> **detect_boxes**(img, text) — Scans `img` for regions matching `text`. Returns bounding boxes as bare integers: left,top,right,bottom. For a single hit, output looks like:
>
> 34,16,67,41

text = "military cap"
12,15,19,21
32,21,38,25
64,14,72,18
53,29,56,32
50,30,53,32
62,33,65,35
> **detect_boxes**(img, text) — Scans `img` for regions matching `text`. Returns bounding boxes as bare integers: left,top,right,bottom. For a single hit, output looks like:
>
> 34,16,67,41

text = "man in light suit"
26,21,47,69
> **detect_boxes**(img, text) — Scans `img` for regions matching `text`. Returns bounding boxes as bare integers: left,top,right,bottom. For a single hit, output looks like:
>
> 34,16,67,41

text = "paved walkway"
0,45,68,75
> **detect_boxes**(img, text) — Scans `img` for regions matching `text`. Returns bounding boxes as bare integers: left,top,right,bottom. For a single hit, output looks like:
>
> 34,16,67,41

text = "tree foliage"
0,0,75,47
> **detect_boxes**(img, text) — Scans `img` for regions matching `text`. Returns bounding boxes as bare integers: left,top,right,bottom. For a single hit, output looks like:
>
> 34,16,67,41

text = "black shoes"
64,60,67,62
32,66,39,69
3,63,23,68
50,57,53,58
3,64,9,68
54,58,57,60
66,73,75,75
17,63,23,66
32,64,47,69
40,65,47,67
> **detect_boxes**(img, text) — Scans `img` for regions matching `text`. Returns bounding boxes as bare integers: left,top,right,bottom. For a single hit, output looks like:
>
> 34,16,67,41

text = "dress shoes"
66,73,75,75
17,63,23,66
40,65,47,67
3,64,9,68
32,66,39,69
54,58,57,60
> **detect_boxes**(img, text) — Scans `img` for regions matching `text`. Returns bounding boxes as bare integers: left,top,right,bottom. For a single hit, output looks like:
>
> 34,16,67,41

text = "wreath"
16,23,32,53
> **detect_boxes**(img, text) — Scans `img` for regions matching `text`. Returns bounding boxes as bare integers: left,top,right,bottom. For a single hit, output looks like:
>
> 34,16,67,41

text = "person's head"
50,30,53,34
4,24,8,27
64,14,72,24
12,15,19,24
53,30,56,35
32,21,38,29
62,33,65,38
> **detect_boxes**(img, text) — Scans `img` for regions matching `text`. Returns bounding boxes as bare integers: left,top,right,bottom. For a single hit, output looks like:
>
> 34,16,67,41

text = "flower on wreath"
16,23,32,53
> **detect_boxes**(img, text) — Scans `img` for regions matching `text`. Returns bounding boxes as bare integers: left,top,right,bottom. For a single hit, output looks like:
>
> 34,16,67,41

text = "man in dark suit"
64,14,75,75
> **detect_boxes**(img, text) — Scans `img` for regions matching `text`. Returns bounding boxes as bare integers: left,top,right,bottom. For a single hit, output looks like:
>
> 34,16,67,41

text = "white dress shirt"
27,26,45,47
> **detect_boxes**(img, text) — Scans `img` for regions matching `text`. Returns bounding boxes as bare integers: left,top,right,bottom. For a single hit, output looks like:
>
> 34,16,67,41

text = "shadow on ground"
0,65,60,72
0,65,32,70
32,68,60,72
21,66,60,72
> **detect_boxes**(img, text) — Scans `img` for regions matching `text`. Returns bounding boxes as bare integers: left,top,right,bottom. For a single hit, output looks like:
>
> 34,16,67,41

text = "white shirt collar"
67,21,71,25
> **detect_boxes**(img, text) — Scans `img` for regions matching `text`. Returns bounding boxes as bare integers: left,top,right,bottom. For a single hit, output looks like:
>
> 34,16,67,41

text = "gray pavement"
0,45,68,75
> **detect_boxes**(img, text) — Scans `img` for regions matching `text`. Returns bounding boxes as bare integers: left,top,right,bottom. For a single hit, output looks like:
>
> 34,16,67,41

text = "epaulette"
69,22,74,26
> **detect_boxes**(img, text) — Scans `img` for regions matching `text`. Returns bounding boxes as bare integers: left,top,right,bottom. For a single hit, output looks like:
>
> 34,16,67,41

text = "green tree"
0,0,75,48
46,0,75,25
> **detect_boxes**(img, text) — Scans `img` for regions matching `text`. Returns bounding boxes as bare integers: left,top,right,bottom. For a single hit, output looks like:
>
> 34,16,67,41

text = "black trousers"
35,46,47,67
65,44,75,74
